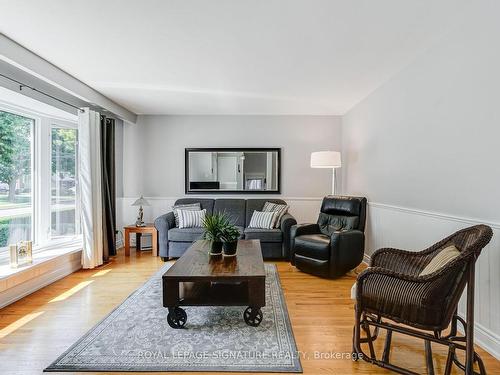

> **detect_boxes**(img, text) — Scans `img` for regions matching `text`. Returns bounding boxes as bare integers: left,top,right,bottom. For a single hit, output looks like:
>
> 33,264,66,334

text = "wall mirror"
185,148,281,194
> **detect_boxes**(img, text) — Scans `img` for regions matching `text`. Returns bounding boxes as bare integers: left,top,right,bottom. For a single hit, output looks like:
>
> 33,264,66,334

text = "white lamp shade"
310,151,341,168
132,195,150,206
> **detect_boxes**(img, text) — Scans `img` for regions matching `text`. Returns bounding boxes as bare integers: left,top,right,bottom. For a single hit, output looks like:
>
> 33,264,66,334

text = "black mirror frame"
185,147,281,194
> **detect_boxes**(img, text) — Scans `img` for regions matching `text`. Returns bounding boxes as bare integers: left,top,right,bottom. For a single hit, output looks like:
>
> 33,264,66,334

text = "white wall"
117,115,342,232
342,2,500,359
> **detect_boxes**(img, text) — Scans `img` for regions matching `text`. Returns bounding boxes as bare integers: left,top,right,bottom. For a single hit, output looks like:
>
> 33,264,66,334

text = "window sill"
0,238,82,280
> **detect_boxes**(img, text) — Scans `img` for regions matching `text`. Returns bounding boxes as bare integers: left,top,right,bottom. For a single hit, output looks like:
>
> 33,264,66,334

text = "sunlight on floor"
0,311,44,339
92,269,111,277
49,280,94,302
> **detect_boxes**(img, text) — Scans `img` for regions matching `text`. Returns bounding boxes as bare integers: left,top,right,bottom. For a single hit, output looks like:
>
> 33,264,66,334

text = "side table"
123,223,158,256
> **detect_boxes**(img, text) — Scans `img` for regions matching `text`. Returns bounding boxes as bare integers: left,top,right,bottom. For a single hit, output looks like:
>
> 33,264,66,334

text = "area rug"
45,263,302,372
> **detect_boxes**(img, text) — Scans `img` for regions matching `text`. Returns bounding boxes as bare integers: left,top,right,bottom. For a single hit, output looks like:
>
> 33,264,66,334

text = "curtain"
78,108,104,269
101,116,116,260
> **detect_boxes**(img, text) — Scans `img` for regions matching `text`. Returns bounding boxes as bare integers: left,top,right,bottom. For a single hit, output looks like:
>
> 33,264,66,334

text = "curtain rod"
0,73,84,112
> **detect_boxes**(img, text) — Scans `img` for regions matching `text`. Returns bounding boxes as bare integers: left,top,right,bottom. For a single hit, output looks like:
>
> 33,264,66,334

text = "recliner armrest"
280,213,297,259
290,223,320,239
329,230,365,277
289,223,320,264
154,212,175,258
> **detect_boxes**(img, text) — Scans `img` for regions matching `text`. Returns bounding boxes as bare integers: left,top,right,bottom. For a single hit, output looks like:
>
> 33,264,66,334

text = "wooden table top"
124,223,155,230
163,240,265,280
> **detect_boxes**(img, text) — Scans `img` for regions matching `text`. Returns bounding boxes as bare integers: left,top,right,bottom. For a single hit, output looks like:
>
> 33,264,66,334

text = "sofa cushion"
244,228,283,242
294,234,330,260
317,213,359,236
214,199,246,227
168,227,204,242
246,199,287,227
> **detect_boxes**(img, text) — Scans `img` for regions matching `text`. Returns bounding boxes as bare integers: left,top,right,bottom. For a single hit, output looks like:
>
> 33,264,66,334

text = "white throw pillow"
419,245,461,276
172,203,201,227
178,209,206,229
248,210,275,229
262,202,289,228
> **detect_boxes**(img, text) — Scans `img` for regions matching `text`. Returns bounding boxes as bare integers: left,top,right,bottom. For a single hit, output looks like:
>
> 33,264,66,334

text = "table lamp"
132,195,150,227
310,151,342,195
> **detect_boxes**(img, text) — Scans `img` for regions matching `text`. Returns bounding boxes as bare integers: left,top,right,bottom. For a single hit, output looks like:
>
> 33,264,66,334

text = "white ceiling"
0,0,468,115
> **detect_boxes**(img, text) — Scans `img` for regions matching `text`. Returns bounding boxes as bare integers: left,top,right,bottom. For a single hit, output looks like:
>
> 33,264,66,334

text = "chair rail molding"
365,201,500,360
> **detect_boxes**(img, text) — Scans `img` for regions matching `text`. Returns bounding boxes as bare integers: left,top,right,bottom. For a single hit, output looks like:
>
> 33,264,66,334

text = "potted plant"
202,213,226,254
220,224,240,256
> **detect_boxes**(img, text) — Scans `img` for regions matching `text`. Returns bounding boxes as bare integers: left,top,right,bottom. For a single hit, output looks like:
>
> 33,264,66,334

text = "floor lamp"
310,151,342,195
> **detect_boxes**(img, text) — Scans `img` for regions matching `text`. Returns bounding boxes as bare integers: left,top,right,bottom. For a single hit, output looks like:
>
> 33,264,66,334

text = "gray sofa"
154,198,297,259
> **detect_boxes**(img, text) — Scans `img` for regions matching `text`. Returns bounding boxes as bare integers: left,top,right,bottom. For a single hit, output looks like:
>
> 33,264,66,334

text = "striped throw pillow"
178,209,206,229
248,210,275,229
419,245,461,276
262,202,289,228
172,203,201,227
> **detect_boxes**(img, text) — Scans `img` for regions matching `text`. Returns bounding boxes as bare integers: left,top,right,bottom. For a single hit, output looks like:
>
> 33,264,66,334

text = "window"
51,127,78,238
0,110,34,251
0,103,79,262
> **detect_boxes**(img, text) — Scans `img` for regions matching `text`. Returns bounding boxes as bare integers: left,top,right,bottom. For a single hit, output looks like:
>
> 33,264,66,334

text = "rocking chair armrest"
358,266,426,284
370,247,437,273
371,247,425,263
355,262,467,299
355,267,431,306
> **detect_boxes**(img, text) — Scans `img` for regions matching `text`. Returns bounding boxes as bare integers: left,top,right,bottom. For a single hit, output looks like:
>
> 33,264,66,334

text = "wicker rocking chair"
353,224,493,375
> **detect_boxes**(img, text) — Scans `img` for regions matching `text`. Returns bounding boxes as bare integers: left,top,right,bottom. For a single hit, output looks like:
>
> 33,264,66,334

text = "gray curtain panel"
101,116,116,260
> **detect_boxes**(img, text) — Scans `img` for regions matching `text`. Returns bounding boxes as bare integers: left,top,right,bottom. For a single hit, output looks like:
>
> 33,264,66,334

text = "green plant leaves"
202,212,239,242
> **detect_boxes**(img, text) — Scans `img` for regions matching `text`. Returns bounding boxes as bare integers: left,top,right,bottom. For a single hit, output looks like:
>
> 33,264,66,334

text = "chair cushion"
321,196,363,216
294,234,331,261
168,227,205,242
244,228,283,242
351,282,357,300
420,245,461,276
317,213,359,236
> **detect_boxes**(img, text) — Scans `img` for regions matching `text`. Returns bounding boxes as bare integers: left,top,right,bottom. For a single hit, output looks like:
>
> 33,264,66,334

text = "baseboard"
474,322,500,360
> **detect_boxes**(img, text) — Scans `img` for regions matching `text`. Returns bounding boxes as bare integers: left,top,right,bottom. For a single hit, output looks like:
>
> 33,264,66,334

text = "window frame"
0,101,80,263
49,121,80,240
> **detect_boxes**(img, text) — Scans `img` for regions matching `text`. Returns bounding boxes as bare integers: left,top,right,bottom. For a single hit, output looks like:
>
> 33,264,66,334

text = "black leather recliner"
290,196,367,278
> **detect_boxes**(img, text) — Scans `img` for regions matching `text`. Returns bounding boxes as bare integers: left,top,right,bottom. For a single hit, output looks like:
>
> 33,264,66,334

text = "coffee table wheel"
244,307,263,327
167,307,187,329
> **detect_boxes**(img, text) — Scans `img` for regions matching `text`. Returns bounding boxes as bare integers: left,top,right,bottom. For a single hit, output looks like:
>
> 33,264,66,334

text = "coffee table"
162,239,266,328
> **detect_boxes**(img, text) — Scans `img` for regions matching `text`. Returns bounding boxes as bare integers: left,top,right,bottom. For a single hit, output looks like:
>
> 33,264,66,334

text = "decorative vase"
210,241,223,255
223,241,238,256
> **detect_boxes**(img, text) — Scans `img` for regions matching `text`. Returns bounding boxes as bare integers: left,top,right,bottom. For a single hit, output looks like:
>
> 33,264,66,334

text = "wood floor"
0,248,498,375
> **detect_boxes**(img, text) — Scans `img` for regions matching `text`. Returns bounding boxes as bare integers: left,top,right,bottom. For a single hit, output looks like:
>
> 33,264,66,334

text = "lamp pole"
332,168,336,195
